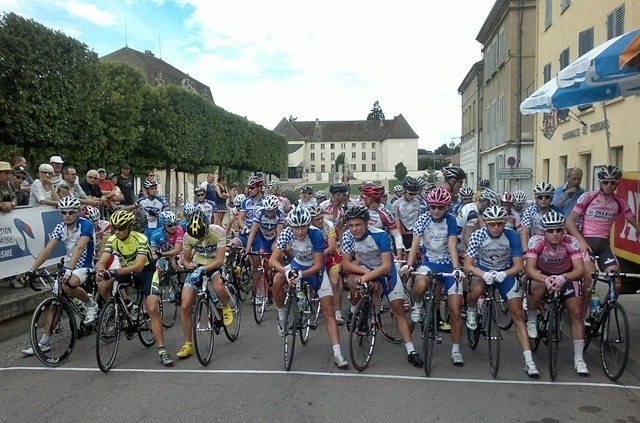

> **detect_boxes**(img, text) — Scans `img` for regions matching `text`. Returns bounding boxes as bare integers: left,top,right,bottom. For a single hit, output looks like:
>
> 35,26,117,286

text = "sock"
414,301,423,309
573,339,585,362
277,307,286,321
332,344,342,357
40,334,51,345
523,350,533,363
335,310,342,318
527,310,537,322
157,347,166,355
405,342,415,354
84,299,96,308
451,343,460,354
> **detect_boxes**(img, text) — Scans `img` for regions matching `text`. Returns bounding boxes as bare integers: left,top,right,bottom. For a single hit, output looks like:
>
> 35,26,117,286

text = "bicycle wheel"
137,306,156,348
378,286,414,344
31,297,76,367
252,270,267,324
235,265,252,302
224,284,242,342
487,298,501,378
497,297,513,330
423,298,436,376
529,314,542,353
96,299,120,373
283,296,298,371
599,302,630,381
548,300,561,380
307,284,321,330
160,274,178,328
299,287,316,345
193,296,215,366
349,297,377,372
467,308,480,350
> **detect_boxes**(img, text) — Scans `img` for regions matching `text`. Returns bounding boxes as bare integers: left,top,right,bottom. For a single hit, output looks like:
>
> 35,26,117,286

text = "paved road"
2,295,640,422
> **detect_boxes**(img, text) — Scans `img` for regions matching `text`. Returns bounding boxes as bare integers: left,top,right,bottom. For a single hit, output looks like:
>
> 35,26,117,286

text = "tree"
335,152,345,173
418,156,429,171
367,100,385,120
434,143,452,155
394,162,407,181
418,148,428,155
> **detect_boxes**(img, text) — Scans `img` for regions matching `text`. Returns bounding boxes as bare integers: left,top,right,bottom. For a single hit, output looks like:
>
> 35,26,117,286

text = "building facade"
458,61,483,187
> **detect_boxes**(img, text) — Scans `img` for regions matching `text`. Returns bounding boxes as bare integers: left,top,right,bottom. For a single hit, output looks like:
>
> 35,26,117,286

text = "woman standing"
29,164,59,207
213,175,230,226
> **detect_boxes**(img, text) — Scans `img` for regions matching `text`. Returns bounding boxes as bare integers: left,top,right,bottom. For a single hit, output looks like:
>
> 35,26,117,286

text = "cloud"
62,1,118,27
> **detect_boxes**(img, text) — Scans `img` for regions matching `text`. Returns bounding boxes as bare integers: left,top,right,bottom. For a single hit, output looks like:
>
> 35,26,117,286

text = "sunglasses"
248,186,258,190
165,223,177,228
545,228,563,234
196,193,205,197
429,205,446,211
113,225,129,231
60,210,77,216
40,171,53,175
13,175,24,180
147,174,155,177
536,195,551,200
87,176,98,180
601,180,617,186
487,221,506,227
405,192,418,196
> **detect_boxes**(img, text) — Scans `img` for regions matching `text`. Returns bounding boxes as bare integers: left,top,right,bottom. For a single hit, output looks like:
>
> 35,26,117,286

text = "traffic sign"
496,167,533,179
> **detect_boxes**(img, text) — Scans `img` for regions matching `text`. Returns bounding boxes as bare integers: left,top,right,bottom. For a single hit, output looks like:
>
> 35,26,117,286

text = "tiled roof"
273,114,419,142
101,47,215,104
287,143,304,154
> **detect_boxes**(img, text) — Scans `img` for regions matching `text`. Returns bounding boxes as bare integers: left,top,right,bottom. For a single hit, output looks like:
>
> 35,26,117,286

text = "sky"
0,0,497,151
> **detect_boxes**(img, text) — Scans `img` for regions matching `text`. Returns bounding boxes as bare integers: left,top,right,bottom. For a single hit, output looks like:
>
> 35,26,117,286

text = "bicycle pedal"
435,333,443,344
310,323,317,330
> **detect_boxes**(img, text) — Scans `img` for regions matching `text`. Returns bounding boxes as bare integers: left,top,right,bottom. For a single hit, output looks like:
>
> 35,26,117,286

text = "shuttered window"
579,27,594,56
559,47,570,70
543,63,552,83
607,5,624,40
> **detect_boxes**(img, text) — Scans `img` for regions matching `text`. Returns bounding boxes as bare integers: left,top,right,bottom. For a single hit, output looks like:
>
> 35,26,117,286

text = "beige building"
458,61,483,187
531,0,640,190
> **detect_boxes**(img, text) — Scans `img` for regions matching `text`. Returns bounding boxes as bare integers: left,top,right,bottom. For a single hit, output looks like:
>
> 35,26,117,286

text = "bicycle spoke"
193,297,215,366
96,300,120,373
600,303,629,381
284,296,297,371
349,297,376,372
31,298,76,367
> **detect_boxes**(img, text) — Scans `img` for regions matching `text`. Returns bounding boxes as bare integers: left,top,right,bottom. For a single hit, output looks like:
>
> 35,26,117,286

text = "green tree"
367,100,385,120
434,143,452,155
418,156,429,170
335,152,345,173
418,148,428,155
394,162,407,181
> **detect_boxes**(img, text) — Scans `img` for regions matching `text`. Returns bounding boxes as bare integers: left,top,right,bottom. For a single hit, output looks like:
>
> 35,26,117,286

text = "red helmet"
426,187,451,206
360,184,384,201
500,191,513,204
248,176,264,187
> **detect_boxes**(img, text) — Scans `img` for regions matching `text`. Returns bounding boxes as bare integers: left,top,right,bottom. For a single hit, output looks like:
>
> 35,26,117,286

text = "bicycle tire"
307,284,321,329
252,270,267,324
548,299,561,380
193,296,215,366
529,314,542,353
96,300,120,373
467,317,480,350
423,297,436,376
497,297,513,330
349,296,376,372
487,296,501,378
160,274,178,328
599,302,630,381
31,297,76,367
224,284,242,342
378,285,415,344
283,295,298,371
299,290,313,345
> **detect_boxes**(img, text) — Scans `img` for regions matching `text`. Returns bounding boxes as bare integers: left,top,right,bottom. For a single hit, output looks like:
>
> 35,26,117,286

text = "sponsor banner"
0,206,66,279
613,173,640,264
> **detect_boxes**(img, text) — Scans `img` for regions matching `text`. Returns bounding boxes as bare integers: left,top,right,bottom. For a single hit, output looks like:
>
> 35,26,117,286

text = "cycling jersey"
195,199,217,225
413,212,458,264
252,208,285,241
319,199,344,228
572,191,633,238
136,195,170,237
297,198,317,209
456,202,478,233
392,196,426,234
314,218,341,269
466,227,522,271
240,195,263,227
149,226,185,252
275,226,324,267
526,234,581,275
520,204,562,237
104,231,152,267
368,203,397,231
182,224,226,265
504,209,521,230
93,220,111,252
50,217,95,269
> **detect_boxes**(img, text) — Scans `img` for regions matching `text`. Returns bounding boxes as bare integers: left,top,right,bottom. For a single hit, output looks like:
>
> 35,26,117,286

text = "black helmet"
186,210,209,238
402,176,420,193
344,205,370,222
329,183,348,194
442,166,467,181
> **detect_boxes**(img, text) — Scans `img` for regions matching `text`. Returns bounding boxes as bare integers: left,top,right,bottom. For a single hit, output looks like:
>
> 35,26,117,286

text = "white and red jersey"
276,195,292,214
572,191,633,238
368,203,397,232
319,199,344,228
526,234,582,275
93,220,112,251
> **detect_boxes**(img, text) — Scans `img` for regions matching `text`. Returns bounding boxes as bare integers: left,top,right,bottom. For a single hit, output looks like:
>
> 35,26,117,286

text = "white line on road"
2,366,640,390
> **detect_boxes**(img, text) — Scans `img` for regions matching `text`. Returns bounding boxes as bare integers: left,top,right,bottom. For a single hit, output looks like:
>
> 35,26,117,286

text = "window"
330,143,335,150
362,164,366,172
545,0,552,30
341,143,346,149
331,164,335,172
542,159,550,184
310,153,315,161
351,152,356,159
321,143,325,150
371,152,376,160
310,165,315,172
320,152,325,161
351,164,356,171
607,5,624,40
331,152,335,161
352,143,356,148
559,156,567,180
362,152,366,160
560,0,570,13
559,47,570,70
321,165,325,173
579,27,594,56
310,144,315,150
361,143,366,149
371,143,376,149
498,95,505,130
543,63,552,83
371,164,376,172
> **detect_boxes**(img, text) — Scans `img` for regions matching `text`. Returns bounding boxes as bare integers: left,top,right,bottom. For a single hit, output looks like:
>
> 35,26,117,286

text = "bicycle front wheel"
31,297,76,367
600,302,629,381
96,300,120,373
529,314,542,353
497,297,513,330
193,297,215,366
349,297,377,372
548,301,561,380
378,286,414,344
487,298,501,378
160,274,178,328
283,296,298,371
423,298,436,376
224,284,242,342
252,270,267,325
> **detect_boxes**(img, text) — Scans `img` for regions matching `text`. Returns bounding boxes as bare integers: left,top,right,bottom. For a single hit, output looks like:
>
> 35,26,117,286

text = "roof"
273,114,419,142
101,47,215,104
287,143,304,154
457,61,484,94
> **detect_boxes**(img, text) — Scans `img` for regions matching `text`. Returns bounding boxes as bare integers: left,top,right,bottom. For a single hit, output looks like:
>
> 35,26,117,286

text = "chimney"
315,118,319,128
144,49,154,56
379,117,384,127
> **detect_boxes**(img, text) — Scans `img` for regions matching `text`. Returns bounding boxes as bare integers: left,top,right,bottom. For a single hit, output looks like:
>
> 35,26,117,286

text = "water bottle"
297,284,307,312
590,293,601,319
211,291,223,310
477,294,486,314
234,265,241,279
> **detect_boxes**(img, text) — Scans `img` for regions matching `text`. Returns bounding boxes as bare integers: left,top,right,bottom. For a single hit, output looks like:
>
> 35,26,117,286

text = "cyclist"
80,205,111,256
361,183,404,260
129,180,170,238
459,188,500,248
452,186,474,215
297,185,317,209
525,211,589,375
341,205,424,368
21,196,98,356
512,190,529,215
224,193,245,237
319,182,349,238
269,207,349,369
441,166,467,199
392,176,427,251
315,190,328,204
402,188,465,365
95,210,173,366
179,203,197,233
236,176,264,231
390,184,405,205
519,182,561,252
266,181,292,214
149,210,184,273
500,191,520,230
176,210,233,359
464,205,539,377
194,186,217,224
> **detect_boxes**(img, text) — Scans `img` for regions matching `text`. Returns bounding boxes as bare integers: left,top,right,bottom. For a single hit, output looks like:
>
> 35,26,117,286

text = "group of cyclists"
19,164,640,378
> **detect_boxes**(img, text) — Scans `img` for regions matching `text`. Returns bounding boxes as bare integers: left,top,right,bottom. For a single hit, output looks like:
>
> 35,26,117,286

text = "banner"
613,172,640,264
0,206,66,279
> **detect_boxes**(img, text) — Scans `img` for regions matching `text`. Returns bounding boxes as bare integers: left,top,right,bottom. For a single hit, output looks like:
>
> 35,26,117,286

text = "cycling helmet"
359,181,375,191
194,186,205,195
459,187,474,199
110,209,135,229
186,210,209,238
500,191,514,204
532,181,555,196
144,179,157,189
479,188,500,206
233,194,246,207
425,182,436,192
307,204,322,218
513,190,527,205
344,205,370,222
159,210,177,226
287,207,311,227
315,190,327,201
183,203,197,216
597,165,622,181
393,184,405,194
361,184,385,201
248,176,264,187
426,187,452,206
416,177,426,187
402,176,421,193
442,166,467,181
267,180,279,189
300,185,313,193
262,195,279,210
478,178,490,188
81,205,101,222
58,196,81,211
329,183,349,194
541,211,566,230
482,205,508,222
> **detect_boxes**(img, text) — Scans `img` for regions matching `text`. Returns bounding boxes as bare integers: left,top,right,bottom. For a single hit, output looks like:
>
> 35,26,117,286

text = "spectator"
56,183,71,198
139,170,157,198
552,167,585,218
213,174,230,225
29,163,59,207
10,156,34,187
97,168,116,210
80,170,103,203
57,166,98,207
49,155,64,186
10,166,29,206
117,164,135,205
228,182,239,207
200,173,217,203
108,173,124,205
0,161,16,213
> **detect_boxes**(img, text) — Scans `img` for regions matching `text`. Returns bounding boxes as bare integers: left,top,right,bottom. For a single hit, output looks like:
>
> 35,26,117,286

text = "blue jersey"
520,204,562,237
195,200,217,224
275,226,324,267
466,227,522,271
136,195,170,232
413,213,458,264
341,226,393,270
49,217,95,269
149,226,185,252
241,195,263,227
252,208,285,241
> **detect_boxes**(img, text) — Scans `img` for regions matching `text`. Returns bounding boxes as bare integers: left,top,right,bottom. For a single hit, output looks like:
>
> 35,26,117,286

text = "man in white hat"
0,161,16,213
49,155,64,186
